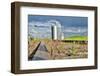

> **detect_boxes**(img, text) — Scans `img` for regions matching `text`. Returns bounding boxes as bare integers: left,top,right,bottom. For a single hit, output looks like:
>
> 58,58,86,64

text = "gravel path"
32,42,49,60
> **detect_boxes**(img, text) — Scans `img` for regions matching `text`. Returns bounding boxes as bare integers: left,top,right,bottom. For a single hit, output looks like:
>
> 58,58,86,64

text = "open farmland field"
64,36,88,41
28,39,88,60
28,15,88,61
28,39,40,59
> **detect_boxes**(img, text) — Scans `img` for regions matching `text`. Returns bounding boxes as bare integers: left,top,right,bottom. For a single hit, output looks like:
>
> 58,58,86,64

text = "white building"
61,33,64,40
51,25,57,40
50,20,64,40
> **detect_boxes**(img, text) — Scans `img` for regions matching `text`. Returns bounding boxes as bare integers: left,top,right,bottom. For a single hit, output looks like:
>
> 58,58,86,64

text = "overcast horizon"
28,15,88,39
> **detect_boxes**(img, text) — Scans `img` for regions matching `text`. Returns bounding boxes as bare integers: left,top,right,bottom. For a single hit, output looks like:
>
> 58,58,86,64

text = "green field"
64,36,88,41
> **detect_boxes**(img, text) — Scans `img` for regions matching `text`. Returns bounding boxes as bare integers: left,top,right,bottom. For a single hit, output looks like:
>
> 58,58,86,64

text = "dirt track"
28,40,88,60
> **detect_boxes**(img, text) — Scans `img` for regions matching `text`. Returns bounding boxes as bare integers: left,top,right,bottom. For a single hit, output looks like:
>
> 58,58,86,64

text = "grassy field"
45,40,88,59
28,37,88,60
64,36,88,41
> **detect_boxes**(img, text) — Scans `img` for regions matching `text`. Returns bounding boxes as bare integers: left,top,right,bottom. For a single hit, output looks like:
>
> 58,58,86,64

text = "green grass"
64,36,88,41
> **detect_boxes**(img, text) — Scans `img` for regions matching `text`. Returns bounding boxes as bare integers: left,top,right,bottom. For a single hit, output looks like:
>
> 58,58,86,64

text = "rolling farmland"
28,37,88,60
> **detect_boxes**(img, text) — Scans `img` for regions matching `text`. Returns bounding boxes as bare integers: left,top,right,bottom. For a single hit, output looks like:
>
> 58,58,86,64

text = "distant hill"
64,36,88,40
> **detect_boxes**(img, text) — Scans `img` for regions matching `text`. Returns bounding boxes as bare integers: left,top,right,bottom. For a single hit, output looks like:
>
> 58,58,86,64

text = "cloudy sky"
28,15,88,39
